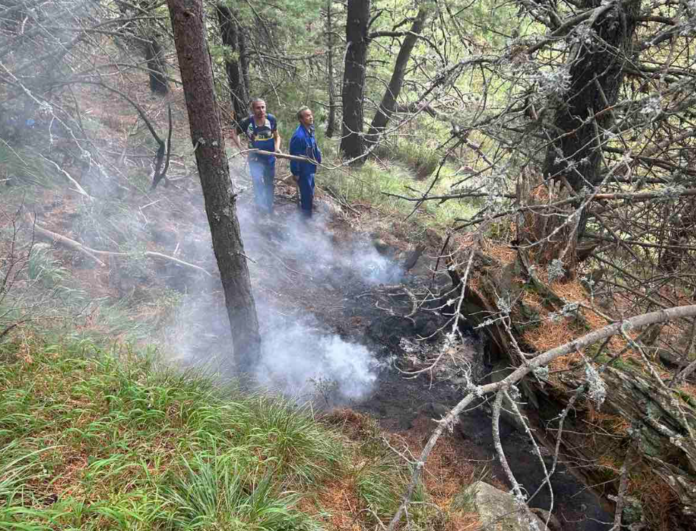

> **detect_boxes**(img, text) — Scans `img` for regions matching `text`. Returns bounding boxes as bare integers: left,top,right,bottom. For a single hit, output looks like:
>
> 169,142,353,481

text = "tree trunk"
340,0,370,161
366,6,428,145
239,25,251,101
543,0,642,238
325,0,336,138
217,3,248,120
144,37,169,95
166,0,260,373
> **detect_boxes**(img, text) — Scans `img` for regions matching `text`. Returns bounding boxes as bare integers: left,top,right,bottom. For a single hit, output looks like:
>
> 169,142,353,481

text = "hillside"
3,0,696,529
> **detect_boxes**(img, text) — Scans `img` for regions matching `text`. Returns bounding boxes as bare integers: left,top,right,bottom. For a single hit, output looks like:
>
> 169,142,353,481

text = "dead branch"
27,215,212,276
151,104,173,190
387,304,696,530
37,154,93,200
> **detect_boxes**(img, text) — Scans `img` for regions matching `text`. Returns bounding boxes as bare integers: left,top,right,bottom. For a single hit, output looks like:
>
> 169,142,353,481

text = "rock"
453,481,549,530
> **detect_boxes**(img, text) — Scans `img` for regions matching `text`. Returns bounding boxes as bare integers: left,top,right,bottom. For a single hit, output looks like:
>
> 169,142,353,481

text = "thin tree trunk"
166,0,260,373
217,3,248,120
325,0,336,138
239,26,251,100
366,6,428,145
144,37,169,95
340,0,370,161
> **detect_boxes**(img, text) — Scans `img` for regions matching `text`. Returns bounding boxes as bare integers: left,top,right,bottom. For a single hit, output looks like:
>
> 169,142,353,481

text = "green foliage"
159,453,319,530
375,139,441,181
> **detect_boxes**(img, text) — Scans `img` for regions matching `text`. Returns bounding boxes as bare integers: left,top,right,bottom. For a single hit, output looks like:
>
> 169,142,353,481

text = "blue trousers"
297,173,315,217
249,158,275,214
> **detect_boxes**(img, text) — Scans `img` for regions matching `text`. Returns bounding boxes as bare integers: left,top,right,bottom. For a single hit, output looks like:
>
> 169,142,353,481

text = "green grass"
0,338,453,531
328,157,480,231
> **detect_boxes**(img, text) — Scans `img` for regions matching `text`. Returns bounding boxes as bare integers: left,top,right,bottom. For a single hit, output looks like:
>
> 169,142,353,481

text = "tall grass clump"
0,338,345,530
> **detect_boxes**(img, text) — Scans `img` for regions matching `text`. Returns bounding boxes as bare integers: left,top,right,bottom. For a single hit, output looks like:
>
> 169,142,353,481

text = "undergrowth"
0,338,458,530
329,157,480,230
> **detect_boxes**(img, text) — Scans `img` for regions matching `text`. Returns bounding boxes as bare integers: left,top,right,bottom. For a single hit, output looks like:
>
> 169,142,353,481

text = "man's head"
297,106,314,128
251,98,266,120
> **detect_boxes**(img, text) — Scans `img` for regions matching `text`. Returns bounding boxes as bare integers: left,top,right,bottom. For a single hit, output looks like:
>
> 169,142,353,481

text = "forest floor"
0,74,615,528
237,183,614,531
4,163,614,529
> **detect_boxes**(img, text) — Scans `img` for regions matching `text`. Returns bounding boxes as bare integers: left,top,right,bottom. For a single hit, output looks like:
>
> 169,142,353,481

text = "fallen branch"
30,217,106,266
387,303,696,530
38,155,94,200
232,148,315,163
27,215,212,276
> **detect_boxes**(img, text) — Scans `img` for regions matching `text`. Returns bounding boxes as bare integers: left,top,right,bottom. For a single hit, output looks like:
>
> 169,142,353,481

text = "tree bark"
166,0,260,373
144,37,169,95
340,0,370,161
239,25,251,101
366,5,428,145
217,3,248,120
543,0,642,239
325,0,336,138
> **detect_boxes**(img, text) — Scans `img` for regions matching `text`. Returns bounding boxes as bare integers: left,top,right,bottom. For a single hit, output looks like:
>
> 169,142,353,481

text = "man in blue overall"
231,99,281,214
289,106,322,218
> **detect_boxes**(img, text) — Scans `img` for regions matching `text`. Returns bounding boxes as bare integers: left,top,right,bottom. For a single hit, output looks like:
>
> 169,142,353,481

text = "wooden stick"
38,155,94,200
233,148,315,163
29,216,106,266
27,215,213,276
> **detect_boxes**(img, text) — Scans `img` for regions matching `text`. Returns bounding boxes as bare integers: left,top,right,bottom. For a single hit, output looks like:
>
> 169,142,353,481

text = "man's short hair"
250,98,265,109
297,106,311,121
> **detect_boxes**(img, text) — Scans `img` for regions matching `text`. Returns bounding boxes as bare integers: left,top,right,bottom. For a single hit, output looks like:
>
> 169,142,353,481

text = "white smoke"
161,191,404,404
255,316,381,403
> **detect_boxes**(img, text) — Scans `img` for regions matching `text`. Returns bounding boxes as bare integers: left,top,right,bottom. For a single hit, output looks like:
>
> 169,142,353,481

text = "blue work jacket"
289,125,322,177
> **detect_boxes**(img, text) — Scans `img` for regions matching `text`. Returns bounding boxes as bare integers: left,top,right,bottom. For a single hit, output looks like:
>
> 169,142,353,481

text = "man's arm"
289,133,302,176
273,129,281,153
230,129,243,151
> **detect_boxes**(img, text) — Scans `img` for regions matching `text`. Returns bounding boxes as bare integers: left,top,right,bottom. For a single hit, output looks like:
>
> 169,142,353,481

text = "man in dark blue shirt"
289,106,322,218
231,99,282,215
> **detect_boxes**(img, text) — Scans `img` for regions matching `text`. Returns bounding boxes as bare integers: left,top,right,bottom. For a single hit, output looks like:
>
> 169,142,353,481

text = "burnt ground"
230,187,613,531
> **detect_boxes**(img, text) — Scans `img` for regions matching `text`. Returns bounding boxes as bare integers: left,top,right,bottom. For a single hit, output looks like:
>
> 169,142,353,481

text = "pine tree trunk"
340,0,370,161
217,3,248,120
239,26,251,100
144,37,169,95
325,0,336,138
543,0,642,239
366,6,428,145
166,0,260,373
